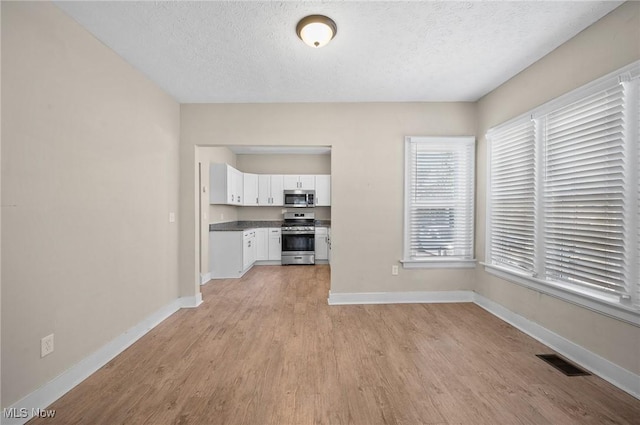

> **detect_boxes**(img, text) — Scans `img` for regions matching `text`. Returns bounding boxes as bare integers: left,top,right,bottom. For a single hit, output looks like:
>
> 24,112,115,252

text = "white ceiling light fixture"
296,15,337,48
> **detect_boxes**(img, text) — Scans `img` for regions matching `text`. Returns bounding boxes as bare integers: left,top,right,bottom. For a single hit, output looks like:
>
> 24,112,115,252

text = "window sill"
481,263,640,327
401,259,477,269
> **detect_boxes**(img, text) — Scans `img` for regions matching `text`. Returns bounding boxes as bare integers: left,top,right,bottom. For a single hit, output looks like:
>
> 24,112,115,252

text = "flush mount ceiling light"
296,15,337,48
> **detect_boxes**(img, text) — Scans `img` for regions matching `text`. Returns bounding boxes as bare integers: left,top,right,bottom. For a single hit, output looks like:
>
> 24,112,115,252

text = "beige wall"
1,2,180,407
476,1,640,374
181,102,477,297
236,153,331,174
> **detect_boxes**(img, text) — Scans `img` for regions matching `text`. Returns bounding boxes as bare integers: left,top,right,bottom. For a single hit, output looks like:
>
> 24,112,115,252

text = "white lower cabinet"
268,228,282,261
256,228,268,261
210,230,255,278
211,227,283,278
315,227,329,261
242,230,256,270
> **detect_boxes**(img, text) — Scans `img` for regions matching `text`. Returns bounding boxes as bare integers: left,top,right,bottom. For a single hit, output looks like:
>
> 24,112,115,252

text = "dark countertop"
210,220,330,231
209,221,282,231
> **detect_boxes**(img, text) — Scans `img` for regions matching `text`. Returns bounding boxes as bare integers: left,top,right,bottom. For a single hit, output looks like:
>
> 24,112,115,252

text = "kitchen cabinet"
243,173,259,206
210,163,244,205
268,228,282,261
315,227,329,261
256,228,268,261
210,231,255,278
283,175,315,190
258,174,284,206
242,230,257,270
315,175,331,206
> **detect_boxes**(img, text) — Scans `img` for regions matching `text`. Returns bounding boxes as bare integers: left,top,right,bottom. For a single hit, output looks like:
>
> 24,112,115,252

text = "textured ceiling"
53,1,623,103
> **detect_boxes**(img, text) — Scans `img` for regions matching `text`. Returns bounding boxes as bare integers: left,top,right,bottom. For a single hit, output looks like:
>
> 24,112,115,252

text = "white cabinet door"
258,175,284,206
283,175,316,190
233,168,244,205
315,227,329,260
242,230,257,270
268,228,282,261
258,175,271,205
327,228,331,264
243,173,259,206
270,175,284,205
256,228,268,260
299,175,315,190
242,231,252,270
315,175,331,206
283,175,299,190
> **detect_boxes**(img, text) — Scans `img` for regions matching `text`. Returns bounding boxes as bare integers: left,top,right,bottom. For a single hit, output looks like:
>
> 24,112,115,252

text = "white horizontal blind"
406,138,474,260
543,84,627,295
489,120,536,274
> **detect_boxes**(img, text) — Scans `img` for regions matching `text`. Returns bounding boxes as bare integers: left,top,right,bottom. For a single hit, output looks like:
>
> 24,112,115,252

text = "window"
403,136,475,268
486,61,640,324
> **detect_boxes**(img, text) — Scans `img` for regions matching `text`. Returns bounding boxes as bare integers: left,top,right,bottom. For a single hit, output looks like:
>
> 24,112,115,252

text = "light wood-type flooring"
30,265,640,425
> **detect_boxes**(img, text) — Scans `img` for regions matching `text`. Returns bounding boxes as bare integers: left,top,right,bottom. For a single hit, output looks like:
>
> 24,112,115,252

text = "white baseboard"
327,290,474,305
179,293,203,308
473,293,640,400
2,295,203,425
200,272,211,285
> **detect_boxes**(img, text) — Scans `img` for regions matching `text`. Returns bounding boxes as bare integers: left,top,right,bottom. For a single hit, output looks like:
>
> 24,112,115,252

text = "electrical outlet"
392,265,399,276
41,334,54,358
169,212,176,223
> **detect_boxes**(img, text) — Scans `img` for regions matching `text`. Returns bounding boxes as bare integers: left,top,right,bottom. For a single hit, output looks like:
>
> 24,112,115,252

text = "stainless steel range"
281,212,315,265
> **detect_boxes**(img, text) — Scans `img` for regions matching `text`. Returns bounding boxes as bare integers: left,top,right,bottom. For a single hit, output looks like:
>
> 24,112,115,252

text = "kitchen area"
198,146,331,282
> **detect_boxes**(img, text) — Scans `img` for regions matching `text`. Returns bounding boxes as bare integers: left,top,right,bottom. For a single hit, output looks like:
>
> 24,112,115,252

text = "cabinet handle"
232,194,234,201
256,197,258,204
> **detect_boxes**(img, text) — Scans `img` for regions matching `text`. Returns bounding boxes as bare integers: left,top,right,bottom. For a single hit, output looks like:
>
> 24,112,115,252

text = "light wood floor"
31,265,639,425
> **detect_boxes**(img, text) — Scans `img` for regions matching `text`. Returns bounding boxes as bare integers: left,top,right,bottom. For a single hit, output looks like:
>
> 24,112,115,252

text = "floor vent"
536,354,591,376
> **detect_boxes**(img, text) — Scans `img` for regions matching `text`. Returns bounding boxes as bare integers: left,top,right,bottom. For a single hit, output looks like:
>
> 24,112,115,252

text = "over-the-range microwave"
284,190,315,208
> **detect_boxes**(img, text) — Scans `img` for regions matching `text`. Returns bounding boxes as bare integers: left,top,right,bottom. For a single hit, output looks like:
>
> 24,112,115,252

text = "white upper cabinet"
243,173,259,206
258,174,284,206
283,175,315,190
315,175,331,206
210,163,244,205
211,164,326,207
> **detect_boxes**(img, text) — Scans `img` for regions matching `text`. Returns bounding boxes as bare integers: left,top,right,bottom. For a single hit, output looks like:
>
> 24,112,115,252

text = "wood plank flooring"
30,265,640,424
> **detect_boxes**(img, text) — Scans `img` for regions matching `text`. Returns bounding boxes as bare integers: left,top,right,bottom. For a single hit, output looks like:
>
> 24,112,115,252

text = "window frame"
485,61,640,326
402,136,476,269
